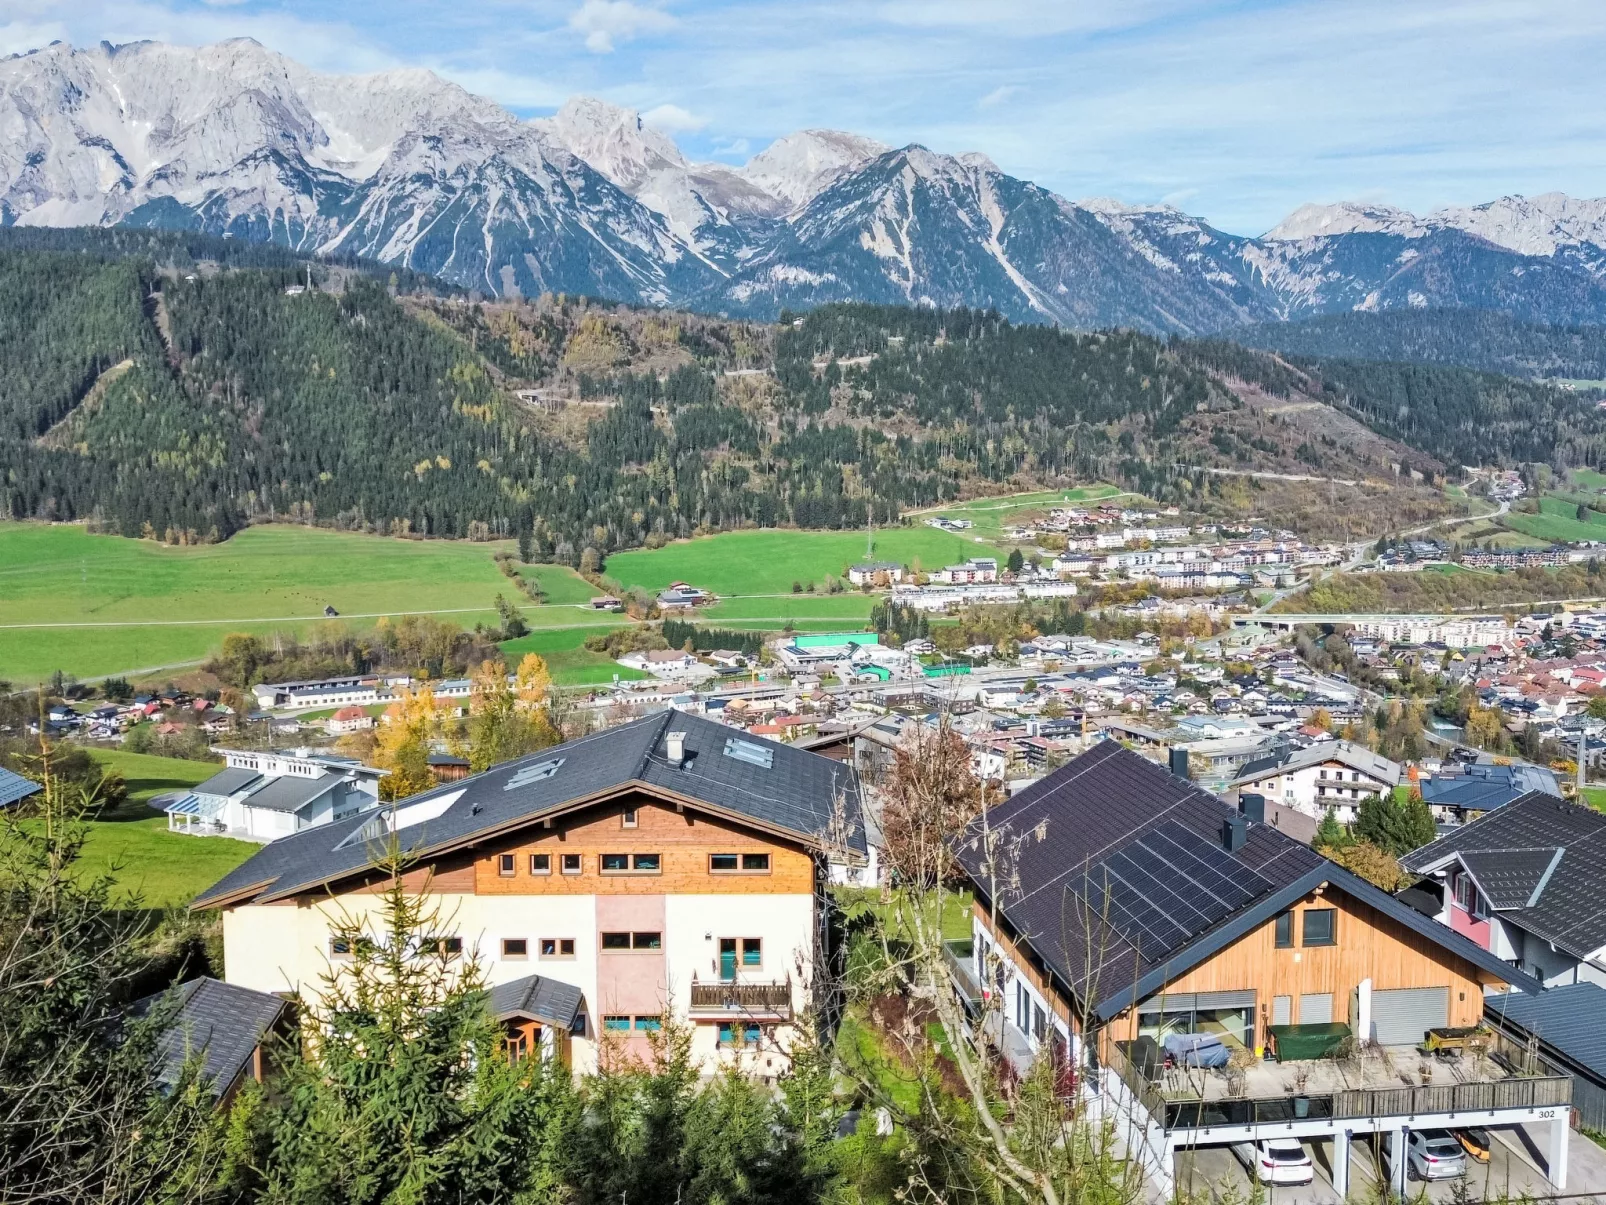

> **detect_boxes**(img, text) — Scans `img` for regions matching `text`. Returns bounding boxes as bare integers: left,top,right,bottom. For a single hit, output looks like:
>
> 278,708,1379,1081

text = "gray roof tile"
194,767,262,798
1487,982,1606,1082
489,974,583,1028
194,711,863,909
131,977,288,1094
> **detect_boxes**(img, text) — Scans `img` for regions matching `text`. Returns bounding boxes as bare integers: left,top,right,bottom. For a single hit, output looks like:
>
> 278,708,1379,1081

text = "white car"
1407,1129,1467,1181
1232,1139,1314,1185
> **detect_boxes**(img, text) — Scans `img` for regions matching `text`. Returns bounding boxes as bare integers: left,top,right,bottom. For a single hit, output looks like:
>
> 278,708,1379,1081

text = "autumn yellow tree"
373,683,445,800
465,657,559,773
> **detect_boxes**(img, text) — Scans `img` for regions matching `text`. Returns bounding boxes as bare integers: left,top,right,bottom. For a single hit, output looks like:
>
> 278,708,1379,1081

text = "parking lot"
1172,1124,1606,1203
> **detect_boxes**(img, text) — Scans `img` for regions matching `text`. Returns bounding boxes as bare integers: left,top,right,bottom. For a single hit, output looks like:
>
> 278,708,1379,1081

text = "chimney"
1221,814,1248,853
1240,793,1266,825
1168,747,1191,780
666,731,687,766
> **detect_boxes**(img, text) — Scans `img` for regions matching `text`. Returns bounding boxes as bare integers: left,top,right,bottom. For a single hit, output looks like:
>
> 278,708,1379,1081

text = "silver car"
1407,1129,1468,1181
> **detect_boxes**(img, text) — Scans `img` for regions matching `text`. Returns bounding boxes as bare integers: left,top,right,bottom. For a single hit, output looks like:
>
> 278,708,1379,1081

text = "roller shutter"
1371,987,1449,1046
1299,993,1333,1024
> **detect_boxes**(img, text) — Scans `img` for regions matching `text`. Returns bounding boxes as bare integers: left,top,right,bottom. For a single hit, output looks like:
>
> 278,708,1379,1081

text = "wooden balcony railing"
689,980,793,1018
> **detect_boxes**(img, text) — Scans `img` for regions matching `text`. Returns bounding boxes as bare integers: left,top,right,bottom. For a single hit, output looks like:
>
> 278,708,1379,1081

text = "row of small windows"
496,851,771,877
500,937,576,959
603,1014,662,1032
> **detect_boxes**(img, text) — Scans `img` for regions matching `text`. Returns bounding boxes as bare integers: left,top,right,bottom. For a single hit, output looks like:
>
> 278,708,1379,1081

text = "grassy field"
499,626,649,687
1501,495,1606,544
702,594,877,622
1574,469,1606,492
604,526,982,597
0,523,609,683
56,748,259,909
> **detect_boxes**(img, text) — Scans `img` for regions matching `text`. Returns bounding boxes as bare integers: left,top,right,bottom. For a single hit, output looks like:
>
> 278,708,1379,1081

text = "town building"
1401,793,1606,988
847,560,905,585
1419,760,1561,825
0,766,41,809
191,713,866,1078
1228,740,1402,823
164,748,386,842
931,558,998,585
950,742,1558,1197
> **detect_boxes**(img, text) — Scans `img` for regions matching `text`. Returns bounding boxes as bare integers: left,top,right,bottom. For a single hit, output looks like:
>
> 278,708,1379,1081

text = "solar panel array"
1079,821,1273,959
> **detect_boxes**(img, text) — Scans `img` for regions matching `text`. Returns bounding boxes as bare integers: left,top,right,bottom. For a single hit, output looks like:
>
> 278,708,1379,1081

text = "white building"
1229,740,1404,823
165,748,386,842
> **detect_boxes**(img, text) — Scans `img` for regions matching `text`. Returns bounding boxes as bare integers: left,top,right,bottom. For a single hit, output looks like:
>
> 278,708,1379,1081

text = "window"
1302,908,1336,946
1274,911,1293,948
601,853,630,872
602,931,660,951
561,853,582,874
717,1021,763,1047
633,1015,661,1032
632,853,660,871
601,853,662,873
498,853,516,877
723,737,774,769
423,936,462,960
603,1015,631,1032
741,938,762,967
710,853,739,872
502,938,528,959
540,938,575,958
1454,871,1476,911
504,758,564,790
330,936,353,960
622,808,638,828
742,853,770,871
529,853,550,875
1319,769,1328,780
1032,1002,1047,1042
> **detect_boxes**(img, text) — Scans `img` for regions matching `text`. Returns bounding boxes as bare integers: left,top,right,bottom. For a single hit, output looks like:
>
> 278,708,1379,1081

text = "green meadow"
0,523,609,683
1501,495,1606,545
604,526,982,597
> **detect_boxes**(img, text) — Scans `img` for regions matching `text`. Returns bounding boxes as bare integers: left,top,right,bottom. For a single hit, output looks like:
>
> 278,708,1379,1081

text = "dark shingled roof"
0,766,42,808
240,772,341,814
1487,982,1606,1084
194,766,263,798
193,710,864,909
957,741,1536,1022
489,974,584,1028
131,977,288,1095
1420,762,1560,813
1402,793,1606,960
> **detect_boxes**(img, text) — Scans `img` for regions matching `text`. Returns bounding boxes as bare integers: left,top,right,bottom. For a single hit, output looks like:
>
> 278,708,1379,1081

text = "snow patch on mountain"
1264,201,1425,241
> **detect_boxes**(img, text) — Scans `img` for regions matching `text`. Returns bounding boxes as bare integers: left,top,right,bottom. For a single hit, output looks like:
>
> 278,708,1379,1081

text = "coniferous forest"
6,230,1606,560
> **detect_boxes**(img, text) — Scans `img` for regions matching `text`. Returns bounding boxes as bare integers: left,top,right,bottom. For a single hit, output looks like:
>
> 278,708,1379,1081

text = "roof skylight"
723,738,774,770
504,758,565,790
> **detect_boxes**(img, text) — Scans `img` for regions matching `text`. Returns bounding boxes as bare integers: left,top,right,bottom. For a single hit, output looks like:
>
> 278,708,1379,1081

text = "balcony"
943,939,983,1011
1107,1038,1572,1134
689,979,793,1019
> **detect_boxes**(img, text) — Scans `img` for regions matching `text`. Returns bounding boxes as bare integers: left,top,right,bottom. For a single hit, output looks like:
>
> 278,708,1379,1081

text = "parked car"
1407,1129,1467,1180
1232,1139,1314,1185
1455,1127,1493,1164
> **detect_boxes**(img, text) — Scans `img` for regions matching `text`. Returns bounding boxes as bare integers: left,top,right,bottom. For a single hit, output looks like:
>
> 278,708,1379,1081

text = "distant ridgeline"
6,232,1606,558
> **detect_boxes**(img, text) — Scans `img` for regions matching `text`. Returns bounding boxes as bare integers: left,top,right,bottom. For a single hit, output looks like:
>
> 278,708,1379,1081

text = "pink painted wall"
1449,901,1491,949
595,894,667,1017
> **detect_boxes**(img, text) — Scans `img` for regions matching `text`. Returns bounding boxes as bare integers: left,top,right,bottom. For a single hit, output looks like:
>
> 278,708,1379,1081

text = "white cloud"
567,0,674,54
977,84,1021,109
641,101,705,133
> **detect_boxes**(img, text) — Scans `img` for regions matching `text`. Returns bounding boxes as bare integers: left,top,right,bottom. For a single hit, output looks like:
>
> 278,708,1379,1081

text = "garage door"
1371,987,1449,1046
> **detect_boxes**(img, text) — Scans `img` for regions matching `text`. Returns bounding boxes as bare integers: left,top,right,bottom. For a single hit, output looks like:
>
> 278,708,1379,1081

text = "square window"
601,932,631,951
633,931,662,950
1302,908,1336,947
601,853,629,872
632,853,660,871
622,809,638,828
529,853,550,875
497,853,515,877
502,938,528,959
330,936,353,960
741,853,770,871
741,938,762,967
562,853,582,874
744,1023,761,1043
1274,911,1293,948
560,938,575,956
710,853,738,872
540,938,557,956
633,1015,661,1032
433,936,462,959
603,1015,630,1032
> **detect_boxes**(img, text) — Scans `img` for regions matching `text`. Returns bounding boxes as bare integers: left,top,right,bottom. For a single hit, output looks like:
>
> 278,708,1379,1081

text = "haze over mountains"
7,37,1606,332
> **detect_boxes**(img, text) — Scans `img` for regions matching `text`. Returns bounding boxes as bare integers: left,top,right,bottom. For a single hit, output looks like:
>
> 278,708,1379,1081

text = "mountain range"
8,37,1606,333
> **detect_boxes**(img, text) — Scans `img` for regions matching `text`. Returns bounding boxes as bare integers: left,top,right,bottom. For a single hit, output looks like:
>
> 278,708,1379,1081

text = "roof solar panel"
1076,821,1275,960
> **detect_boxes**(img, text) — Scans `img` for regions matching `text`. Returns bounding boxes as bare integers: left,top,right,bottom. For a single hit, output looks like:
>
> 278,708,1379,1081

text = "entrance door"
719,938,737,981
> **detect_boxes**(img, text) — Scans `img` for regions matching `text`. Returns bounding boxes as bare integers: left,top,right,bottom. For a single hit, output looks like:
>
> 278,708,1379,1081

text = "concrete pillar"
1356,978,1372,1044
1549,1115,1570,1191
1388,1126,1409,1196
1331,1129,1351,1200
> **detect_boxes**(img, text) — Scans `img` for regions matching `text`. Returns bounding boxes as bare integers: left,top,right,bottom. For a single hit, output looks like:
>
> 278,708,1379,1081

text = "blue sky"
6,0,1604,235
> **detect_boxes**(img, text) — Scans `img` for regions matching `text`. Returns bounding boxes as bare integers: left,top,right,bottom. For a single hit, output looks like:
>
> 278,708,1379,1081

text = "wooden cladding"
1102,883,1490,1048
473,797,814,896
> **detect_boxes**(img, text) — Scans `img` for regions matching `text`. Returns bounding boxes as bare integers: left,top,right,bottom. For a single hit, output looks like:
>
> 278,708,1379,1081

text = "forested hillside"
6,234,1591,557
1225,309,1606,382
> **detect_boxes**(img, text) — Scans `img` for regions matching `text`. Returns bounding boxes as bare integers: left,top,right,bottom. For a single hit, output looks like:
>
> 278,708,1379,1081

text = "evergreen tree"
1313,807,1347,849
